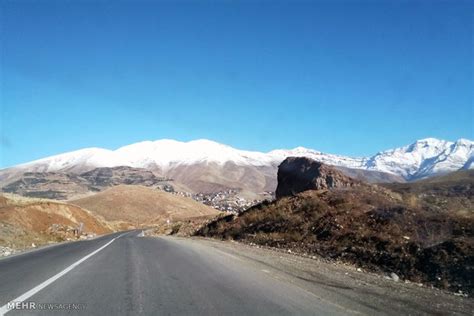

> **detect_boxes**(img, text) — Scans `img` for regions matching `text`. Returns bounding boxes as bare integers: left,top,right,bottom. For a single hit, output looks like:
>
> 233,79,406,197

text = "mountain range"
1,138,472,197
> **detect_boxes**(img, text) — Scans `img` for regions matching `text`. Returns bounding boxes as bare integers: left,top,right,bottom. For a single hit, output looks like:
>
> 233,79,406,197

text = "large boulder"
275,157,358,199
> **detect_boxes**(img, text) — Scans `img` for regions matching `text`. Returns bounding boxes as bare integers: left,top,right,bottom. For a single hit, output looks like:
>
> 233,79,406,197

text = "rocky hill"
1,172,91,199
276,157,359,198
0,194,112,251
1,166,175,200
69,185,220,226
197,163,474,295
80,166,168,188
382,169,474,217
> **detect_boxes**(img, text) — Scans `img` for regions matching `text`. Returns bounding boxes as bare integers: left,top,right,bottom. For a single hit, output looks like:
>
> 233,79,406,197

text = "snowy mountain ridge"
2,138,473,181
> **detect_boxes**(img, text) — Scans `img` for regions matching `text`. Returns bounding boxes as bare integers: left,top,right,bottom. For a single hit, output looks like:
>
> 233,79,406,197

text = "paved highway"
0,231,470,315
0,231,349,315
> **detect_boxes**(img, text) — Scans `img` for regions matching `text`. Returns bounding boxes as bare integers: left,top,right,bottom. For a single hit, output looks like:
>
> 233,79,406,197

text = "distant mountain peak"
1,138,472,185
415,137,444,143
454,138,473,146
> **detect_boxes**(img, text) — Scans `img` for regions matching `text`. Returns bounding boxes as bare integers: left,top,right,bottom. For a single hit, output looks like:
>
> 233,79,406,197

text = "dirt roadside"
170,236,473,316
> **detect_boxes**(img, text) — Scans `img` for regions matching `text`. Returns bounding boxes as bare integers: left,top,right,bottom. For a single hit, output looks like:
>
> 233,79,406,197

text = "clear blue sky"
1,0,473,167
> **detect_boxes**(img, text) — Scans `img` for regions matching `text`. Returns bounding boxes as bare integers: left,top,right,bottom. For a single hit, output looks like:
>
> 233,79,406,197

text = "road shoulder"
162,236,473,315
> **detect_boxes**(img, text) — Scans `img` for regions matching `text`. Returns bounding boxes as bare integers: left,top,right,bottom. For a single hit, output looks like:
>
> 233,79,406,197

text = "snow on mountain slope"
11,148,129,173
365,138,474,180
267,148,366,170
1,138,472,182
114,139,272,169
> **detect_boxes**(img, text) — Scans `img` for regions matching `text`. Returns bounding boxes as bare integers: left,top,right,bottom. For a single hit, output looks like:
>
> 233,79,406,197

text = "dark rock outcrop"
275,157,358,199
1,167,172,200
80,166,166,188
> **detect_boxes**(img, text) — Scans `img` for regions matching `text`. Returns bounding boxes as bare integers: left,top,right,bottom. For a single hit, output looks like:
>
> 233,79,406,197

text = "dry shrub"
197,184,474,294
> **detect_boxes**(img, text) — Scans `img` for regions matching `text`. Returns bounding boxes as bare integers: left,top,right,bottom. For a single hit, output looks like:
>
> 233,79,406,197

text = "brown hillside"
0,194,112,249
198,170,474,295
383,169,474,217
418,169,474,183
70,185,220,225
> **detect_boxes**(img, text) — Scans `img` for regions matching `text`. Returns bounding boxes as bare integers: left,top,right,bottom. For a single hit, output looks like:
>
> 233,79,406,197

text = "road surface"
0,231,470,315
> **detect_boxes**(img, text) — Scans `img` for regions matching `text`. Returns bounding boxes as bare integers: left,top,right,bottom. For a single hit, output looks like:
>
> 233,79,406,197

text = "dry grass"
198,183,474,294
0,193,112,249
1,193,67,206
70,185,220,226
383,169,474,218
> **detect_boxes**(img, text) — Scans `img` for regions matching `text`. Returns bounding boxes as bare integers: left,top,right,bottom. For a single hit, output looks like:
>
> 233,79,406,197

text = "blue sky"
1,0,473,167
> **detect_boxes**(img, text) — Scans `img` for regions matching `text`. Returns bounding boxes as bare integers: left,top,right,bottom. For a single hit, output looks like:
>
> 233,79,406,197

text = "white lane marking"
0,234,123,315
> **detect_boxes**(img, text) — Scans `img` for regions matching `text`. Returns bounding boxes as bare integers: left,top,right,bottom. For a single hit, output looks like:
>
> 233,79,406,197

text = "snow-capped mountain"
1,138,472,186
365,138,474,179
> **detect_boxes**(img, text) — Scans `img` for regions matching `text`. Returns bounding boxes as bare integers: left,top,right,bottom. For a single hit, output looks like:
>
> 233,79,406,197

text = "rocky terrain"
383,169,474,217
1,172,92,200
197,158,474,295
80,166,169,188
0,184,221,255
0,193,112,251
276,157,359,198
1,138,472,201
1,166,176,200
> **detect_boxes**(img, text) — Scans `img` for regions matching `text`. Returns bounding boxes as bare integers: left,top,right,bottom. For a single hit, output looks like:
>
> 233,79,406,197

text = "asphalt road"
0,230,352,315
0,231,470,316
